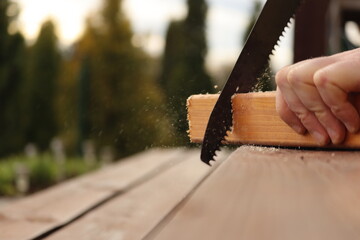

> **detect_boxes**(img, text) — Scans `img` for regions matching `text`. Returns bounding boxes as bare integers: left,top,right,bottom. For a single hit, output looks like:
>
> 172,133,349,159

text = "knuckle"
313,108,328,118
314,70,329,88
303,100,325,114
294,109,312,124
276,104,288,120
354,48,360,55
351,55,360,67
287,69,299,86
275,69,287,87
330,104,345,116
276,99,290,121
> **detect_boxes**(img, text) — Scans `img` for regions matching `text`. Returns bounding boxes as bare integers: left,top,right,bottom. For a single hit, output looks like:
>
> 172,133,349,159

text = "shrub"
0,154,99,196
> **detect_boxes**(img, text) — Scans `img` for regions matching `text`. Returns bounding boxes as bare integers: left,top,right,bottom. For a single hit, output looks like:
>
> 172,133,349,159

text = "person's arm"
275,48,360,145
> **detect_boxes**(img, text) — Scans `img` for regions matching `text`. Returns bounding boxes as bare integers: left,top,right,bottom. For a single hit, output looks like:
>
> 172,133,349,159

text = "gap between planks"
44,150,229,240
0,148,187,240
187,91,360,148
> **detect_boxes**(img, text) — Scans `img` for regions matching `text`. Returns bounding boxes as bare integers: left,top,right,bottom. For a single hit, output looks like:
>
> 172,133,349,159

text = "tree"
72,0,172,157
159,0,213,144
55,22,97,155
0,0,27,156
26,20,61,150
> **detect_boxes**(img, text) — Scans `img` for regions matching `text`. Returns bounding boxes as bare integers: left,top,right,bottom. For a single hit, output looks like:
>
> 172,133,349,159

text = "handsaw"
201,0,304,165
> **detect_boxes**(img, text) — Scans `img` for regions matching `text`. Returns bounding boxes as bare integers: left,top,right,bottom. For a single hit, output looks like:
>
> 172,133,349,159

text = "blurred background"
0,0,359,197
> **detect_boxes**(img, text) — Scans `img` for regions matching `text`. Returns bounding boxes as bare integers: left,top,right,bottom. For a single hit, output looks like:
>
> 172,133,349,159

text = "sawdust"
242,145,280,153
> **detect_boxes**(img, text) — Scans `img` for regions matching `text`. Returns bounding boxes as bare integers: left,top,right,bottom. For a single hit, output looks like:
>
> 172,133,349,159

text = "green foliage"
0,0,28,156
0,163,16,196
0,0,176,160
28,155,57,191
0,155,99,196
69,0,173,157
55,48,83,154
25,20,61,150
64,157,98,178
0,0,10,58
159,0,214,144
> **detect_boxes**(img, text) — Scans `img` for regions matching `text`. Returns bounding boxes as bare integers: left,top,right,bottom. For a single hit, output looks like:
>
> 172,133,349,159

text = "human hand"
275,48,360,145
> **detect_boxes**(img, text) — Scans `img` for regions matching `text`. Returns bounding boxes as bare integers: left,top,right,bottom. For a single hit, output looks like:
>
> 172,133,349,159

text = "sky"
15,0,294,73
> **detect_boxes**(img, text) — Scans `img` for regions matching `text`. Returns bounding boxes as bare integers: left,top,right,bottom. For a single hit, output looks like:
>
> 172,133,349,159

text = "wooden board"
0,148,186,240
187,91,360,148
45,150,229,240
149,146,360,240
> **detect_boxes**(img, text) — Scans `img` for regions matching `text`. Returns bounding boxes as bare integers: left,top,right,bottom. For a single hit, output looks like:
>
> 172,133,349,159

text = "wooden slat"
150,146,360,240
188,91,360,148
187,94,240,143
45,150,229,240
0,148,185,240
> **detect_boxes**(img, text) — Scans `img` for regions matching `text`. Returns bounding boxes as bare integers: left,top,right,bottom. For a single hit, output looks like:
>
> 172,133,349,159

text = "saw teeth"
206,131,229,166
269,0,307,59
270,16,297,59
202,0,306,166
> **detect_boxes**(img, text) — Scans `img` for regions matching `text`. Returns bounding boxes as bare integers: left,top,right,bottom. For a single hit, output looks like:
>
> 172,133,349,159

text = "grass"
0,154,99,196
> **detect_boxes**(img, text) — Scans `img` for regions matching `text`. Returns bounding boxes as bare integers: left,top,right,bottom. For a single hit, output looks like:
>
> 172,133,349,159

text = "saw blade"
201,0,304,165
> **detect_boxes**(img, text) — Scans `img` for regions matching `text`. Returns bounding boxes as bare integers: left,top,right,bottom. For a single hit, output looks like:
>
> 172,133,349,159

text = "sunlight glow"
15,0,293,70
17,0,101,45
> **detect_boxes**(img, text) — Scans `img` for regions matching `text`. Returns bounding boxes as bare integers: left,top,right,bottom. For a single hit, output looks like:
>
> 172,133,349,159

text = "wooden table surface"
2,146,360,240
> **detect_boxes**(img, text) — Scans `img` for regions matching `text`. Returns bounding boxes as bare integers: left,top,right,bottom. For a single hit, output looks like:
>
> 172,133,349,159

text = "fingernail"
328,128,342,144
346,123,359,134
312,131,328,146
292,125,304,134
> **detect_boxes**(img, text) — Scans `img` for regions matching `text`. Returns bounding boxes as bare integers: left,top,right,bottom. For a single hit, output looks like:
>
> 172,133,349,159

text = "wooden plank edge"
0,148,185,240
143,150,230,240
148,146,360,240
187,91,360,148
46,150,230,240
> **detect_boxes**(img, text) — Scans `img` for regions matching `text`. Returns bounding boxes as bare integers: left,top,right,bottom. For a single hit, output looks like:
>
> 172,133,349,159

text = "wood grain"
188,91,360,148
0,148,185,240
151,146,360,240
45,150,229,240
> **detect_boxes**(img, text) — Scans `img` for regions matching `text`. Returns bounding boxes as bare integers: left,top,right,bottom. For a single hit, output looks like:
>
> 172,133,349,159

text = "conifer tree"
74,0,172,157
55,22,97,154
26,20,61,150
159,0,213,144
0,1,27,156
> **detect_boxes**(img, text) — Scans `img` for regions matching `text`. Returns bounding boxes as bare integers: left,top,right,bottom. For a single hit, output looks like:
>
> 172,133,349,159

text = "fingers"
276,62,331,145
314,58,360,133
275,89,306,134
275,49,360,145
286,59,346,144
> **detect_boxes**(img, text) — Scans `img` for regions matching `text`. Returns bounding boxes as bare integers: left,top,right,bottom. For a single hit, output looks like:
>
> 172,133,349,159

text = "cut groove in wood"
187,91,360,148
